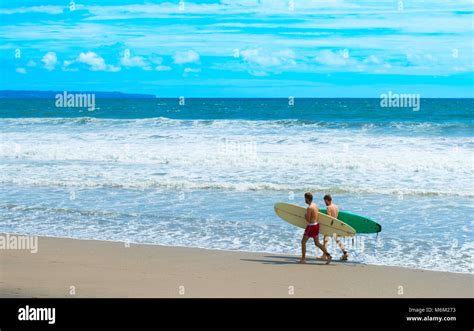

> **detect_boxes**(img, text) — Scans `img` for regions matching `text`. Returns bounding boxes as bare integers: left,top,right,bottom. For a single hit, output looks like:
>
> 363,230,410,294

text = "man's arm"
305,208,311,223
327,205,337,218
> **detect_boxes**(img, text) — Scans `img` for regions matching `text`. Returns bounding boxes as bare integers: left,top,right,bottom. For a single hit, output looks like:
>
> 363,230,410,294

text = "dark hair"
304,192,313,202
323,194,332,202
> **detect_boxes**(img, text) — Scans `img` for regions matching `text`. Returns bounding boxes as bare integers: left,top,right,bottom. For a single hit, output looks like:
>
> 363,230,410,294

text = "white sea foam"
1,117,472,197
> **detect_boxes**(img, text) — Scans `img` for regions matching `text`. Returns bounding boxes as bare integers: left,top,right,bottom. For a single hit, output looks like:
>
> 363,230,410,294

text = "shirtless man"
320,194,349,261
299,192,332,264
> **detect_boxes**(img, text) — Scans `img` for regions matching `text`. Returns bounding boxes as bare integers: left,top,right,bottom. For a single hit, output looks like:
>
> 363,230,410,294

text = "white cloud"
147,55,171,71
364,55,381,65
62,60,78,71
184,67,201,73
313,49,353,66
406,53,437,66
149,55,164,64
156,65,171,71
74,51,120,72
16,67,26,74
0,5,64,15
41,52,58,71
183,67,201,77
120,51,151,70
26,60,36,67
239,48,296,75
62,51,171,72
248,70,268,77
173,50,200,64
241,48,296,68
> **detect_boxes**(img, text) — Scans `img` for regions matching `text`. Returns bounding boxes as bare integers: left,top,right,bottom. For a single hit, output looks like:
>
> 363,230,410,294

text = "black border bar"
1,298,472,330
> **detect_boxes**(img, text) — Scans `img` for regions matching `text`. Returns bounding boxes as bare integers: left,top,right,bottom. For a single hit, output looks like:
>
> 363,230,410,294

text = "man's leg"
318,235,329,259
335,236,349,260
299,235,309,263
313,237,332,264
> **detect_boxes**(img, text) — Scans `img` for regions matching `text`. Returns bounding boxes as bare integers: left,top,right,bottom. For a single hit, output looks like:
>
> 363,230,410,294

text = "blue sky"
1,0,473,97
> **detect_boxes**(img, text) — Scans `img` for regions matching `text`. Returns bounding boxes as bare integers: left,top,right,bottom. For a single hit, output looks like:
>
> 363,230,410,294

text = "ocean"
0,98,472,273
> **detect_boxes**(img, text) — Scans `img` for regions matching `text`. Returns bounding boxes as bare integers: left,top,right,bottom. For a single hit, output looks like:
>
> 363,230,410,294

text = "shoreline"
1,232,471,275
1,234,473,298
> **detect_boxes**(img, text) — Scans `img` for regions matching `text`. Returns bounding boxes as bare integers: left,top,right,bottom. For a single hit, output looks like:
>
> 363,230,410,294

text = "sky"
0,0,473,97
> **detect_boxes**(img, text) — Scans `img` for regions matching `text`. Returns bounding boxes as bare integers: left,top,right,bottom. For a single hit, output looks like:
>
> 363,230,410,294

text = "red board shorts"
304,223,320,238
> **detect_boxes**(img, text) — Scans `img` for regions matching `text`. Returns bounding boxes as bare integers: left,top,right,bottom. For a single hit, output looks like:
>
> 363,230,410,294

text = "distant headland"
0,90,157,99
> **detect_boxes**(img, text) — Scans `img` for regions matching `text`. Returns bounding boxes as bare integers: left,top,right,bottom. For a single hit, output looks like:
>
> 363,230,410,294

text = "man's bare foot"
325,254,332,264
317,255,326,260
298,259,306,264
340,252,349,261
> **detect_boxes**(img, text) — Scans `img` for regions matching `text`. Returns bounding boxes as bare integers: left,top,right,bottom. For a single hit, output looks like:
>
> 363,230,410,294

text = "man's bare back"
326,203,339,219
306,202,319,224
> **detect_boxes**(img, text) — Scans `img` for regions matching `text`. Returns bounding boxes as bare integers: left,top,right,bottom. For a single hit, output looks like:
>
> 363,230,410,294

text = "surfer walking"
299,192,332,264
320,194,349,261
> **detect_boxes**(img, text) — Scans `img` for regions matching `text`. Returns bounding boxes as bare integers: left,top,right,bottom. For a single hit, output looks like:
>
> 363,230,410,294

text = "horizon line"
0,90,473,99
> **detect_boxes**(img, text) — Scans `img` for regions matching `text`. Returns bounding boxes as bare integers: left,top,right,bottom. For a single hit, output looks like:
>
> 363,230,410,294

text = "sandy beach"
1,234,472,298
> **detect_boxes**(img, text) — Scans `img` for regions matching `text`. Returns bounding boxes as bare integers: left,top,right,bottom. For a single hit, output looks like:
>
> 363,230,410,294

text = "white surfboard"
274,202,356,237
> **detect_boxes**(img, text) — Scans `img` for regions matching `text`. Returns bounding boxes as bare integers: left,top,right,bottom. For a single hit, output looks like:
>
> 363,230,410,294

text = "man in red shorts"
298,192,332,264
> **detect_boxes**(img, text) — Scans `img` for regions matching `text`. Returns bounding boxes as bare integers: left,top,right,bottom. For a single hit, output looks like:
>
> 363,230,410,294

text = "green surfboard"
320,209,381,234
